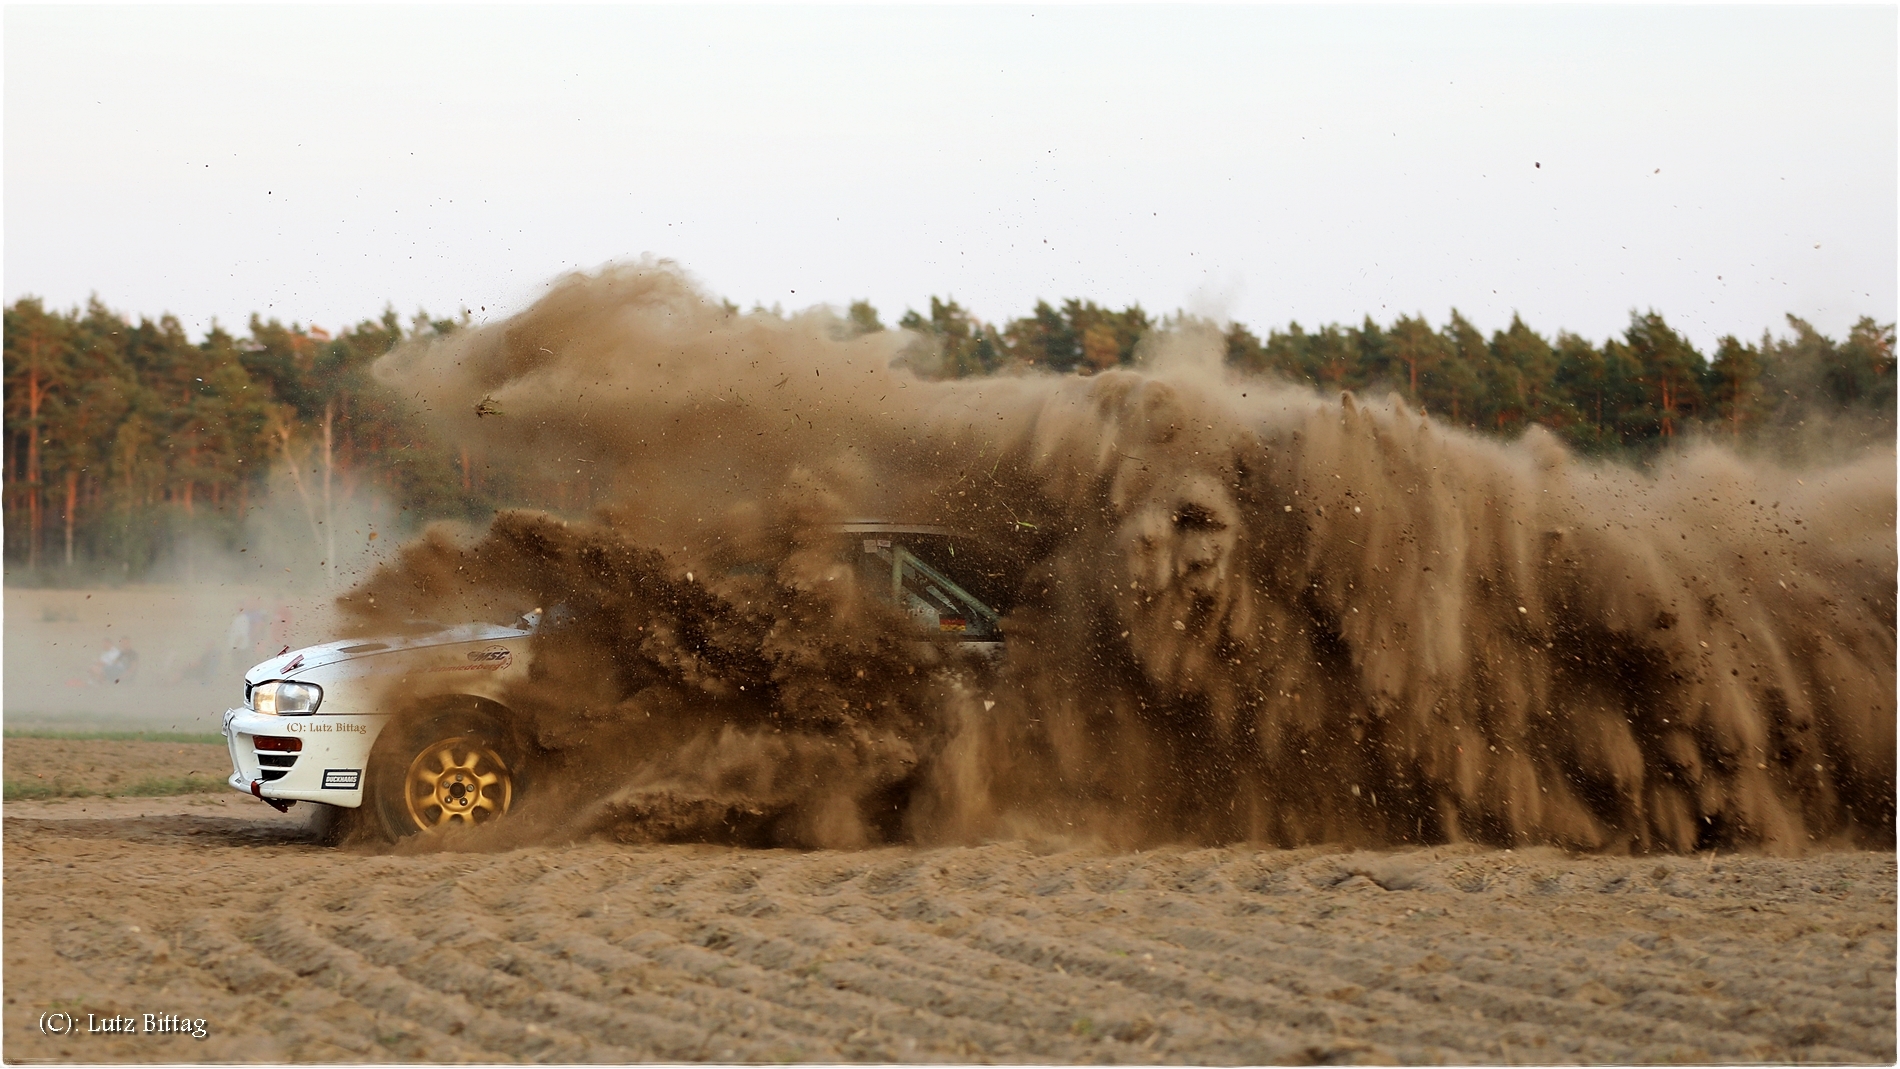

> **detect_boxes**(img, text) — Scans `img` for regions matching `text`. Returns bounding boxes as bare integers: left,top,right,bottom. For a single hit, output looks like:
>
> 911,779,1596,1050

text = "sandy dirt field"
4,738,229,798
3,743,1893,1064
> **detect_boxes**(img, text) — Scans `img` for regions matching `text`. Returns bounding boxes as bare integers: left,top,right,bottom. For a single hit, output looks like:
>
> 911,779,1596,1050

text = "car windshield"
856,534,1001,640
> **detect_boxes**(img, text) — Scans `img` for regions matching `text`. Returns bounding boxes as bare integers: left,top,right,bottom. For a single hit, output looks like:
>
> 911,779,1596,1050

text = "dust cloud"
3,486,401,733
345,261,1895,854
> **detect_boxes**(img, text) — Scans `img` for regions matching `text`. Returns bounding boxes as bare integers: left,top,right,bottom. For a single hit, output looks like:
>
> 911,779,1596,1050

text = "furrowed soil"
3,743,1893,1064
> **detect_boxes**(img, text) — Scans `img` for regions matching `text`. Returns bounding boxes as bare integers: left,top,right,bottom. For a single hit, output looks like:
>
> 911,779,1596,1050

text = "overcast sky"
6,5,1894,352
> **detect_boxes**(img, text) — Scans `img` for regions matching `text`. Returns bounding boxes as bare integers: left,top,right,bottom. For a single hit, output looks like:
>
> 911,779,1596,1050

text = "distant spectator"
91,638,138,685
228,604,268,669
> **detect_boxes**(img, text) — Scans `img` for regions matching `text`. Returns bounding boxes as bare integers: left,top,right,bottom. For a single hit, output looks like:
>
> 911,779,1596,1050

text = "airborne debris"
475,395,504,418
345,261,1896,854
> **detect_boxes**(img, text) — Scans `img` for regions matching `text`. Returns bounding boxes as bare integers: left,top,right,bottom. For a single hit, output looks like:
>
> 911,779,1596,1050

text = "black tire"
367,702,526,840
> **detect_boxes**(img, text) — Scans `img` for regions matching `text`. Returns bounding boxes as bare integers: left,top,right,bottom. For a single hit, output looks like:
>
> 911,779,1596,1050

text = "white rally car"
223,523,1009,842
223,618,539,840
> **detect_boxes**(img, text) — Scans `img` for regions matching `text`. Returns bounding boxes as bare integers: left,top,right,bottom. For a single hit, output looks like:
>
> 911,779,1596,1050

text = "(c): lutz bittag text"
38,1012,208,1039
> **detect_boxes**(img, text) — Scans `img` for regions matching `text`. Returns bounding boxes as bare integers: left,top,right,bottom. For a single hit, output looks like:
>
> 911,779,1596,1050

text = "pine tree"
844,300,884,337
1386,315,1444,406
1709,335,1766,442
3,298,73,567
1832,316,1896,410
1622,311,1705,440
1490,315,1564,432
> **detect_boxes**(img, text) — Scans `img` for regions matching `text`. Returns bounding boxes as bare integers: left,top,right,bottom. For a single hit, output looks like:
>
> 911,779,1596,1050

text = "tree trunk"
26,358,43,570
27,472,39,569
63,469,77,568
322,398,336,589
274,419,322,545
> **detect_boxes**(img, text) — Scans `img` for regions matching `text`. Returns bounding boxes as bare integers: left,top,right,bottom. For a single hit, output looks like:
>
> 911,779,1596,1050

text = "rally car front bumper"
223,708,388,808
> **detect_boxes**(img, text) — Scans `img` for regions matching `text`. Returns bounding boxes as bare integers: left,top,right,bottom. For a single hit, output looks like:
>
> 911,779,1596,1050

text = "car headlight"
252,680,323,715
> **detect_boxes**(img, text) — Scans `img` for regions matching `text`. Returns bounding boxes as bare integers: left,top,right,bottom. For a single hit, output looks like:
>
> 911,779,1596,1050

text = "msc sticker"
466,645,513,668
322,769,362,790
430,645,514,673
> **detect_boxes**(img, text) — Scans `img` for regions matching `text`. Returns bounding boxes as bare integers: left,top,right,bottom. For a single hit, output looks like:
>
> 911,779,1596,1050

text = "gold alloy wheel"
402,736,513,829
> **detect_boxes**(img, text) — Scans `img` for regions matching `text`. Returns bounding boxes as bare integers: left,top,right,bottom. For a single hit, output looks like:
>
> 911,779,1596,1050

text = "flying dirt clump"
345,260,1896,853
343,503,947,850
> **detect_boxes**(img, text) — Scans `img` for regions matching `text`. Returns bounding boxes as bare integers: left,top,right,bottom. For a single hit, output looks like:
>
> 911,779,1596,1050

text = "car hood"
244,622,530,685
